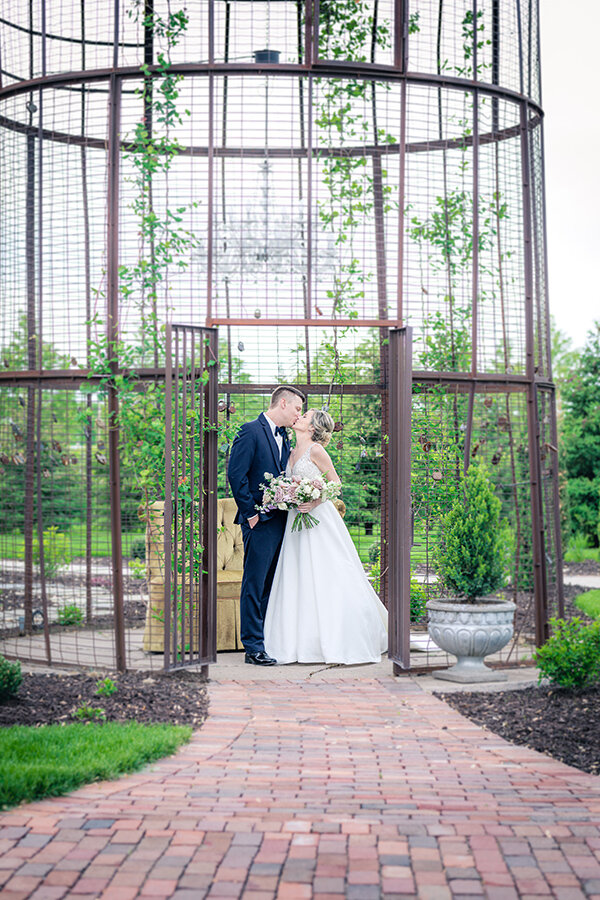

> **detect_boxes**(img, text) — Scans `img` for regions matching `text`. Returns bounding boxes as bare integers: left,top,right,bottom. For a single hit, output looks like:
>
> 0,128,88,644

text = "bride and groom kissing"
228,385,388,667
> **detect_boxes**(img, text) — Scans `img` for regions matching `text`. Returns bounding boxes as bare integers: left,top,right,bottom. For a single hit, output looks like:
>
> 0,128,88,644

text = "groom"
228,385,306,665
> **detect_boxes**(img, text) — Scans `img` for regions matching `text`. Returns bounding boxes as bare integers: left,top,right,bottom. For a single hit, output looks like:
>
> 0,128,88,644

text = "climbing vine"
84,3,215,514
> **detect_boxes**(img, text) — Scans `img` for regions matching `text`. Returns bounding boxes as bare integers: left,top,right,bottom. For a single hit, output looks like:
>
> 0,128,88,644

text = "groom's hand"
248,514,259,529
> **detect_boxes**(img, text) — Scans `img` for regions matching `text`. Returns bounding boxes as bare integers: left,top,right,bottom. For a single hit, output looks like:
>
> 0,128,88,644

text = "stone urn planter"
426,597,516,682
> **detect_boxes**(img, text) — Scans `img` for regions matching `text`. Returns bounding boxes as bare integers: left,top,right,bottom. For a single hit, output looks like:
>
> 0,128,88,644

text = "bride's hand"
297,500,320,513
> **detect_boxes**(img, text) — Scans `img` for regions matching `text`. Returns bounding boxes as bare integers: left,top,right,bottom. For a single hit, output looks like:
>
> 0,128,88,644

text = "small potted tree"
427,461,516,682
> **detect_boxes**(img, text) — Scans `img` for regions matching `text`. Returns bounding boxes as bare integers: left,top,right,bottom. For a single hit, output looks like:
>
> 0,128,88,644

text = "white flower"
264,472,273,480
277,503,287,510
311,487,320,499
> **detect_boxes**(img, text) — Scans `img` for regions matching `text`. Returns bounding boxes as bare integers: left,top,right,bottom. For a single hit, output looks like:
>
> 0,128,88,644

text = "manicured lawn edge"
574,589,600,620
0,721,192,810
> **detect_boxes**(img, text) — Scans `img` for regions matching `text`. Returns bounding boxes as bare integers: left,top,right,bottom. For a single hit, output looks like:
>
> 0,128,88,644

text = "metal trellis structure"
0,0,562,673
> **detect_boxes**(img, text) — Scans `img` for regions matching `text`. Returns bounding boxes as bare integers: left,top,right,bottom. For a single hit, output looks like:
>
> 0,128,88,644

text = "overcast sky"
540,0,600,350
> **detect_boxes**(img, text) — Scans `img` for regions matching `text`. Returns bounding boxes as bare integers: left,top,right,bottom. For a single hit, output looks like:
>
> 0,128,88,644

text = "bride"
264,408,388,665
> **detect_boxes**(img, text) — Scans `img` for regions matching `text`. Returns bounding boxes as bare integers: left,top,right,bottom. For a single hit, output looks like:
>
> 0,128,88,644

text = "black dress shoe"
245,650,277,666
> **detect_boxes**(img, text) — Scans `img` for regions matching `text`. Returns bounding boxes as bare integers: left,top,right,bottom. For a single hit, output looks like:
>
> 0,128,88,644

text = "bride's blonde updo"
310,409,335,447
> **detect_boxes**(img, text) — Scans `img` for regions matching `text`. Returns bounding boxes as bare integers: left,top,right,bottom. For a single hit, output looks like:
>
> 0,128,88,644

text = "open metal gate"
388,327,413,671
163,324,218,673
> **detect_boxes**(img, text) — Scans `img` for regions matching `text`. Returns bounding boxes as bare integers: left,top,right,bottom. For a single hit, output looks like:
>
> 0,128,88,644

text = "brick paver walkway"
1,678,599,899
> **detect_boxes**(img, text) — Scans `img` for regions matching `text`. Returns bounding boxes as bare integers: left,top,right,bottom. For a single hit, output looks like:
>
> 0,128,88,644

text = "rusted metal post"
163,325,174,671
372,153,389,604
521,101,548,647
23,126,36,635
389,326,413,672
204,328,219,665
107,66,126,672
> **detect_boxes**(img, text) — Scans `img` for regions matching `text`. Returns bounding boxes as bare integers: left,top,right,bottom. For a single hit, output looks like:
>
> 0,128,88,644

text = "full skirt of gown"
264,499,388,664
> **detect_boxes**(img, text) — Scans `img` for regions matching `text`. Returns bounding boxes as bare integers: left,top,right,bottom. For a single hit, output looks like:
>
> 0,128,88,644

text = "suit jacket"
228,413,291,525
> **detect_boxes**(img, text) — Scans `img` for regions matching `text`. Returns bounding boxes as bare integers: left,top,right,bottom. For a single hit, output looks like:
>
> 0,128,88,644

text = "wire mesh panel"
163,324,218,671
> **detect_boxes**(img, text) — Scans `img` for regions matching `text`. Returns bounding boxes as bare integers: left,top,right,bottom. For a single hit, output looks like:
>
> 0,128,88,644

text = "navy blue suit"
227,413,291,653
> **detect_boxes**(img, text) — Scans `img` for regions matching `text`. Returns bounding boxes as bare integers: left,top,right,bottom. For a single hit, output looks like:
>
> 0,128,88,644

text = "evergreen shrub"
437,462,505,602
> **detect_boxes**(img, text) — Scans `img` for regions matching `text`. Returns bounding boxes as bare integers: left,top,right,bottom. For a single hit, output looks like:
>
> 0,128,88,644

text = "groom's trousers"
239,513,286,654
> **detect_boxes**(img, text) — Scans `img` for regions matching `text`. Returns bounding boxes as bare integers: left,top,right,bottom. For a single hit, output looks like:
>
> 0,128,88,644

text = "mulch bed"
439,565,600,778
439,684,600,776
0,671,209,729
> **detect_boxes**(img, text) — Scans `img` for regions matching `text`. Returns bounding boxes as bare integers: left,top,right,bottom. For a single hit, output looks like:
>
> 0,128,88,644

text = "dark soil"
439,684,600,776
563,559,600,576
0,670,209,729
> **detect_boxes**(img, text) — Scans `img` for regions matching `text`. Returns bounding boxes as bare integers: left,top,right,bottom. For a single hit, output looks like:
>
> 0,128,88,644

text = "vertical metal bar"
389,327,412,672
207,0,215,324
175,328,193,665
521,102,547,646
113,0,120,70
36,383,51,663
372,155,388,319
38,0,46,356
538,108,564,617
163,324,174,671
181,333,189,665
471,85,479,378
463,384,475,476
472,0,478,80
107,71,126,672
394,0,406,70
201,334,208,661
23,0,36,636
491,0,500,133
373,153,389,604
515,0,525,97
207,73,214,323
464,77,479,470
178,329,188,663
397,79,407,324
528,124,543,376
527,0,533,99
389,328,400,665
310,0,319,65
205,328,219,664
36,0,50,663
306,76,313,319
208,0,215,64
171,328,180,667
23,65,36,633
80,0,94,626
188,330,196,663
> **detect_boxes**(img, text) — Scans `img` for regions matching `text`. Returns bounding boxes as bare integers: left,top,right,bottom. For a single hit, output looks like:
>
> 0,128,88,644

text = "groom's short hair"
269,385,306,408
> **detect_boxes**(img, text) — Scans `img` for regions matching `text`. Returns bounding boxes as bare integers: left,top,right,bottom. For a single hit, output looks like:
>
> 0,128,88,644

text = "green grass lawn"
564,539,600,564
574,589,600,620
347,524,380,564
1,523,145,561
0,722,191,810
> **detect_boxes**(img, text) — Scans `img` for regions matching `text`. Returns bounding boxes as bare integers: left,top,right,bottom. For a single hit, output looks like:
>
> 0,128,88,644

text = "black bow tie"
275,426,287,437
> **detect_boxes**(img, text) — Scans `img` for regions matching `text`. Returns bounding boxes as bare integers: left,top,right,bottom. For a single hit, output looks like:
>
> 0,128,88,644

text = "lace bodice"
287,445,321,480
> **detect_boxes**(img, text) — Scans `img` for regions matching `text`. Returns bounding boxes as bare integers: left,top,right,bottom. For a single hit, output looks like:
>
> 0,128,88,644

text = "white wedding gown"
264,446,388,664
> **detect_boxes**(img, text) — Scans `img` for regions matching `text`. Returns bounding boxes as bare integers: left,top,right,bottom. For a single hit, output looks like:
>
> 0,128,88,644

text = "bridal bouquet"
258,472,342,531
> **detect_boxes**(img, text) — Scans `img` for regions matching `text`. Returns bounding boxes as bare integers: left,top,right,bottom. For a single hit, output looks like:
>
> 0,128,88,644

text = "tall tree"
560,321,600,546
